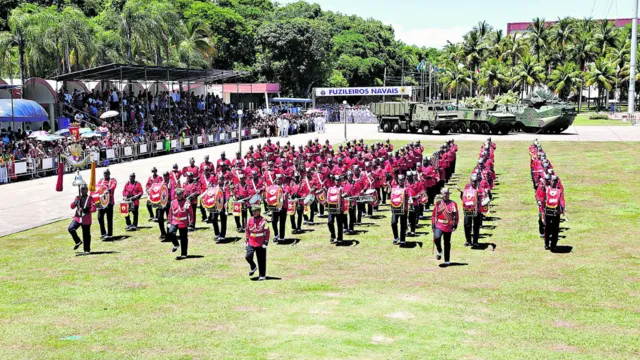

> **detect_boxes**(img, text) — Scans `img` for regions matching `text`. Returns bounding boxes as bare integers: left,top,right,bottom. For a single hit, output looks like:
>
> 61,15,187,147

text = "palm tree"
0,6,35,87
585,57,616,109
569,33,595,111
594,20,618,57
513,56,545,98
547,62,581,101
550,17,574,65
0,37,15,81
178,20,215,68
485,29,504,58
440,63,471,106
463,29,484,97
478,58,507,98
527,17,549,63
474,20,493,39
104,0,160,63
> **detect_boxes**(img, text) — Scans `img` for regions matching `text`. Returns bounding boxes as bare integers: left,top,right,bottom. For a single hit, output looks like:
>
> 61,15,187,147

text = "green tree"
594,19,618,57
585,57,616,109
178,20,215,68
547,62,581,101
463,29,484,97
440,63,471,106
512,56,544,98
527,17,549,63
549,17,574,65
0,4,37,86
478,58,507,98
569,33,595,111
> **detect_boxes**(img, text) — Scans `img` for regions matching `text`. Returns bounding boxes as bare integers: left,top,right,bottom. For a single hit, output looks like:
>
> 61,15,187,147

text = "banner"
315,86,412,97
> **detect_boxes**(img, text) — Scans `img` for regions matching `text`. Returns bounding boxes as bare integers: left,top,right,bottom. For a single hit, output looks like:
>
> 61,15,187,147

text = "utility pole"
629,0,638,114
383,67,387,102
429,63,432,102
401,59,405,86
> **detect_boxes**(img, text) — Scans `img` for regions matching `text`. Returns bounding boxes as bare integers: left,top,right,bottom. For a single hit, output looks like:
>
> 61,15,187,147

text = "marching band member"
286,172,304,234
302,170,317,224
231,151,245,168
145,167,162,221
233,174,249,232
199,167,216,223
271,174,288,243
390,175,409,245
460,174,485,247
212,177,230,242
217,151,231,172
343,172,360,234
184,172,201,231
200,155,215,174
97,169,117,240
184,157,200,178
535,174,551,239
170,164,182,185
157,171,173,240
122,173,143,231
406,172,420,236
432,188,459,267
245,205,270,280
541,175,566,251
326,175,346,244
69,185,96,254
168,188,191,260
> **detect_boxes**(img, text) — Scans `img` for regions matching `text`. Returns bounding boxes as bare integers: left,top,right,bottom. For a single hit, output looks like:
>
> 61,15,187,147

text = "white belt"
437,219,449,224
251,232,265,237
176,217,187,221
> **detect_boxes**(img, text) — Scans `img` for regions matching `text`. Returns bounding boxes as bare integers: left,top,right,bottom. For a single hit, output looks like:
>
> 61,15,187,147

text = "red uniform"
71,195,96,225
145,175,163,192
123,181,144,206
246,215,270,247
231,157,245,168
217,158,231,172
200,161,215,173
184,165,200,178
167,199,190,228
432,199,459,232
97,178,117,205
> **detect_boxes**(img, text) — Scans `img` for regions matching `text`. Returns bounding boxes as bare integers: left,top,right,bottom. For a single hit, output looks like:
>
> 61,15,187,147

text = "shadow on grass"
177,255,204,260
478,233,493,239
103,235,130,242
471,243,497,251
76,251,119,256
336,240,360,247
483,216,501,222
439,262,468,268
481,225,497,230
350,230,368,235
134,225,154,229
370,215,387,220
277,238,300,246
551,245,573,254
216,237,241,244
299,229,315,234
358,223,379,227
399,241,423,249
250,276,281,281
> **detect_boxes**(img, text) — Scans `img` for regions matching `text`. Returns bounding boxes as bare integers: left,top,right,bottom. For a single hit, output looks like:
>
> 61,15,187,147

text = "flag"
416,60,426,72
583,65,588,72
477,67,481,74
548,64,552,75
434,65,439,73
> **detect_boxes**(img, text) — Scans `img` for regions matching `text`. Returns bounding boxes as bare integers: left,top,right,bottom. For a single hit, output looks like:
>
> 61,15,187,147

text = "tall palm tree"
478,58,507,98
0,6,35,86
0,37,15,81
513,56,545,98
104,0,160,63
585,57,616,109
486,29,504,58
178,20,215,68
527,17,549,63
474,20,493,39
547,62,581,101
440,63,471,106
569,33,595,111
594,19,618,57
550,17,574,65
463,29,484,97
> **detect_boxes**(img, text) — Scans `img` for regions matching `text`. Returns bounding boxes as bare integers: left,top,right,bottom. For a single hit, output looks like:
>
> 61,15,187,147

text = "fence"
0,126,280,184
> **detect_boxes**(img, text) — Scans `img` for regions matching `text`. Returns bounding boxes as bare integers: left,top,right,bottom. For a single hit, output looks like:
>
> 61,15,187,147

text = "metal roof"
50,63,248,83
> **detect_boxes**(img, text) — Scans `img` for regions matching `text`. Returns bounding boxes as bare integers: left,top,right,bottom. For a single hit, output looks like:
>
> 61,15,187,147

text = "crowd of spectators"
0,87,321,183
317,104,378,123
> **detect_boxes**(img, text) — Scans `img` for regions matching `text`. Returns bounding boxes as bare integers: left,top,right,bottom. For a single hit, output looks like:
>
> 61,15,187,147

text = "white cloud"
392,24,472,48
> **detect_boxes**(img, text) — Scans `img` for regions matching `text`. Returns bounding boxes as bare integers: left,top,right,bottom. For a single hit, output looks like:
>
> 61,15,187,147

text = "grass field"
572,114,632,126
1,141,640,359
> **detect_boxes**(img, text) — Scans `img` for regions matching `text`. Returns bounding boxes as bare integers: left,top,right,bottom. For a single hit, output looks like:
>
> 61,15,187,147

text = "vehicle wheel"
500,128,510,135
491,127,500,135
382,121,391,133
481,123,491,134
458,122,467,133
409,126,418,133
422,123,432,134
470,123,480,134
439,127,449,135
392,122,401,133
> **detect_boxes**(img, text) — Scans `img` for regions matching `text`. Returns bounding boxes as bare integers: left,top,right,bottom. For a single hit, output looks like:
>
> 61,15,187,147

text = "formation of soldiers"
529,140,567,251
67,137,467,273
457,139,496,248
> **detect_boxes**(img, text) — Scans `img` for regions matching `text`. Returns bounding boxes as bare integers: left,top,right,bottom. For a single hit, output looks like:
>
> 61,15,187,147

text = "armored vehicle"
371,102,458,135
497,91,577,134
452,103,516,135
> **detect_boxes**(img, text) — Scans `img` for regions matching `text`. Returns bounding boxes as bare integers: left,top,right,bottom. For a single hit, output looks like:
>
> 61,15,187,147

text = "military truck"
497,91,577,134
452,103,517,135
371,102,458,135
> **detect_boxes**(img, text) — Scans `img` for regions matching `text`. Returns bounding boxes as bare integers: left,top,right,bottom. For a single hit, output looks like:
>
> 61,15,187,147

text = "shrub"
588,113,610,120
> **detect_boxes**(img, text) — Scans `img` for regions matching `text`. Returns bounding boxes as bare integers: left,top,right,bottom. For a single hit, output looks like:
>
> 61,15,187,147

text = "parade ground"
1,129,639,359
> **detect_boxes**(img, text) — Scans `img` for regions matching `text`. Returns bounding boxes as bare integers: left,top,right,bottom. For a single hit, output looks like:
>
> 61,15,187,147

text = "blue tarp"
0,99,49,122
272,97,312,103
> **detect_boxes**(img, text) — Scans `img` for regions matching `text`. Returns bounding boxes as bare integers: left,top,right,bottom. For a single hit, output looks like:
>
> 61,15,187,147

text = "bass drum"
148,183,169,209
265,185,284,211
202,186,225,213
90,185,110,210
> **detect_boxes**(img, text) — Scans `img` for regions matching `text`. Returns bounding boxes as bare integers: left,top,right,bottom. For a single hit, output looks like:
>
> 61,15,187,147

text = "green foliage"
495,90,519,104
464,96,485,108
588,113,610,119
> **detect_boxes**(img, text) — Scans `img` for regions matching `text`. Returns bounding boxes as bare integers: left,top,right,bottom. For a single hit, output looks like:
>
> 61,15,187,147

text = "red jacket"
432,199,459,232
145,175,163,191
246,215,270,247
71,195,96,225
122,181,144,206
168,199,190,228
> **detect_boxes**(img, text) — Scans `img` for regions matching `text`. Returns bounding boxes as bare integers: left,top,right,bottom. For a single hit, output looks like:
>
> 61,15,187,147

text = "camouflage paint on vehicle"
371,102,459,135
455,104,517,135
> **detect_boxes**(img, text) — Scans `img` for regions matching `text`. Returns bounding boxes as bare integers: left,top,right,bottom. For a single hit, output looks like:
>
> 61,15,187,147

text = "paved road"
1,124,638,237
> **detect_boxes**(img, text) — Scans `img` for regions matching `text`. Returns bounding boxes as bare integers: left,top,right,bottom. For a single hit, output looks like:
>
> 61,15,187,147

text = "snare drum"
91,185,110,210
303,194,316,205
249,194,263,207
148,183,169,209
119,201,131,215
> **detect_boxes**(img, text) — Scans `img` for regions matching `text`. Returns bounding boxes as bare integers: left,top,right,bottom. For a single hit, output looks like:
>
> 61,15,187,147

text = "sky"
278,0,631,48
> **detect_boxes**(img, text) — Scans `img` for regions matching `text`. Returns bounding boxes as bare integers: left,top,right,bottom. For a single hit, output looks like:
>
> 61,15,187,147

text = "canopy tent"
50,63,248,83
271,97,312,103
0,99,48,123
